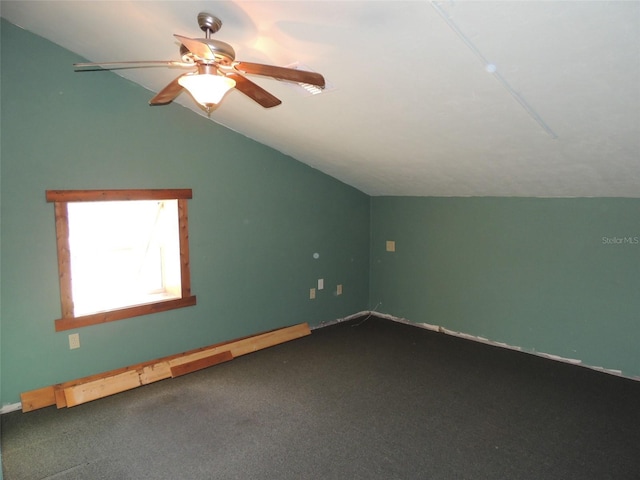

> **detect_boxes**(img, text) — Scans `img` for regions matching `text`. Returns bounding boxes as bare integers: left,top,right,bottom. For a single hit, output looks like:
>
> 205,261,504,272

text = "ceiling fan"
74,12,326,113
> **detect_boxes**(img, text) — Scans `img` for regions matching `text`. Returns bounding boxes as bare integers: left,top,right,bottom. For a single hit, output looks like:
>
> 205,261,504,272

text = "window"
47,189,196,331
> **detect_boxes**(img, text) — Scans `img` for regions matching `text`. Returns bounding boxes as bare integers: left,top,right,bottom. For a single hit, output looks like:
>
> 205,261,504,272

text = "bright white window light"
67,200,181,316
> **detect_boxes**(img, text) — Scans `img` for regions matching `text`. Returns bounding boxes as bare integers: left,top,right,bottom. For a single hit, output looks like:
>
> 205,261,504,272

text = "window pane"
67,200,181,316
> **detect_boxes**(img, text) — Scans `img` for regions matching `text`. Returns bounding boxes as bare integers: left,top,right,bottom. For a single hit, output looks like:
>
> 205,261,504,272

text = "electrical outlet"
386,240,396,252
318,278,324,290
336,284,343,295
68,333,80,350
310,288,316,299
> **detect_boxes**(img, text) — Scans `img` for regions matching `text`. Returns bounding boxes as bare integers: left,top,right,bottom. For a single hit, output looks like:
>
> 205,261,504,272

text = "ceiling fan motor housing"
180,40,235,65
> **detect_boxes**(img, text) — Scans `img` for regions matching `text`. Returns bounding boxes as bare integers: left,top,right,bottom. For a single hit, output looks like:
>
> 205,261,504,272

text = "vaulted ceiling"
2,1,639,197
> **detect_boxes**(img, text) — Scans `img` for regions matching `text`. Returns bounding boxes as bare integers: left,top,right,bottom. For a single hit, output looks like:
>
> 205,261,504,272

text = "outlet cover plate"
69,333,80,349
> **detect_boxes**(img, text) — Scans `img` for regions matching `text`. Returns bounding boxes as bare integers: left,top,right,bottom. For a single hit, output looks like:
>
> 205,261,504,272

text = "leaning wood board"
20,322,310,411
64,370,141,408
170,351,234,378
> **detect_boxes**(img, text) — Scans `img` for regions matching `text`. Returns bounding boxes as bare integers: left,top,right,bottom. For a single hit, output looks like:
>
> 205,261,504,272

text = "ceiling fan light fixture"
178,73,236,110
75,13,326,111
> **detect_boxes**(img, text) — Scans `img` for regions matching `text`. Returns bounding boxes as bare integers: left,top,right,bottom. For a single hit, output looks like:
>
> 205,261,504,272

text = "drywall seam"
431,1,558,139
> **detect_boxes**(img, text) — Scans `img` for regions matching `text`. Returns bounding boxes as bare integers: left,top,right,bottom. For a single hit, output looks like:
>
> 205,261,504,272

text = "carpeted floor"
2,316,640,479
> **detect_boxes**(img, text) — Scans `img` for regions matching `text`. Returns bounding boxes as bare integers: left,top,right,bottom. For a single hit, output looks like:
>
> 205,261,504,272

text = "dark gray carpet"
2,316,640,479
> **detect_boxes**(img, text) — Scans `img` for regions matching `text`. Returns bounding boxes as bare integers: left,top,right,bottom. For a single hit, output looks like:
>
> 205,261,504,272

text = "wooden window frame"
46,189,196,332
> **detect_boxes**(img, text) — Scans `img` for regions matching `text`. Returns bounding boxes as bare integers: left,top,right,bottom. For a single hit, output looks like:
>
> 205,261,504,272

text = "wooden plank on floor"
55,387,67,409
170,351,234,378
139,362,172,385
20,322,311,411
229,323,311,357
52,364,147,409
168,346,228,368
20,386,56,412
64,370,141,408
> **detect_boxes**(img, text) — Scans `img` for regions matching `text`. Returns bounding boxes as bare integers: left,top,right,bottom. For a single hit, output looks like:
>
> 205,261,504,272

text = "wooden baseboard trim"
20,322,311,412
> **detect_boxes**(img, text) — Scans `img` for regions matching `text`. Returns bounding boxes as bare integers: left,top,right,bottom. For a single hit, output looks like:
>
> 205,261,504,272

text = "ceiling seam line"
430,1,558,139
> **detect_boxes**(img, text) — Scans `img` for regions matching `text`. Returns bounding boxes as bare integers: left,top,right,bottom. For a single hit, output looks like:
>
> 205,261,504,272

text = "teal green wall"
0,19,370,406
371,197,640,378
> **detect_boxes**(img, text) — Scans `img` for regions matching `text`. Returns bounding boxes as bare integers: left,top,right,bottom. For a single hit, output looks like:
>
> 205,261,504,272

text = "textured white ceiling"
2,1,639,197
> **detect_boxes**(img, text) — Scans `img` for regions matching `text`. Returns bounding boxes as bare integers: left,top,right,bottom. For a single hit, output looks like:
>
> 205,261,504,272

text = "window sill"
54,295,197,332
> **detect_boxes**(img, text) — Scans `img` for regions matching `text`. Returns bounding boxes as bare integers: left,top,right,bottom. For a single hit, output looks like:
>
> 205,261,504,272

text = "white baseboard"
318,310,639,382
383,312,638,381
311,310,372,330
1,402,22,415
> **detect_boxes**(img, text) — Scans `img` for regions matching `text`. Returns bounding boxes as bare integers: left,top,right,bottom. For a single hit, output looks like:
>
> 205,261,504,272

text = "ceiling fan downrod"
197,12,222,39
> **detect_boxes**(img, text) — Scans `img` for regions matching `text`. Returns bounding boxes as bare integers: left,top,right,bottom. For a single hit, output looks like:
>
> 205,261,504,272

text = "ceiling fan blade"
174,34,214,60
234,62,325,88
74,60,190,71
227,73,282,108
149,75,185,105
